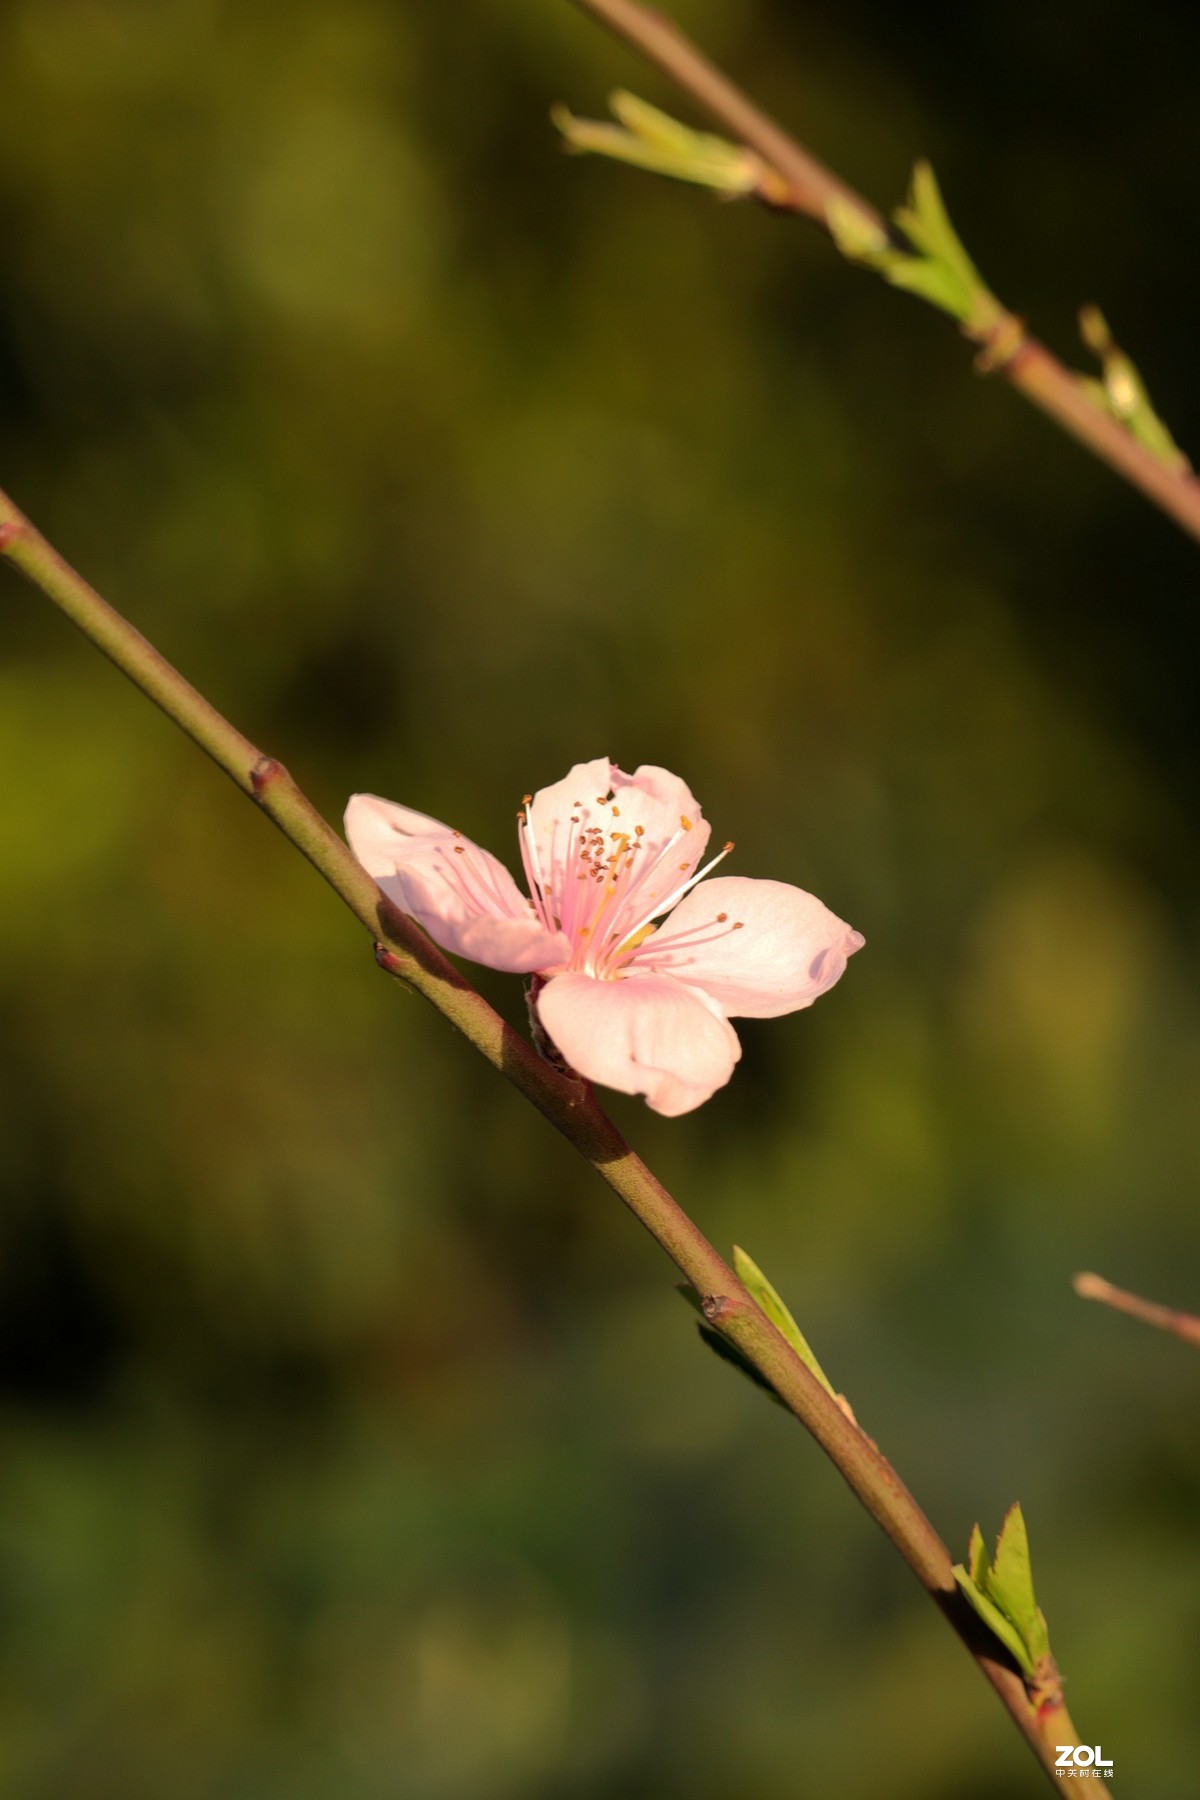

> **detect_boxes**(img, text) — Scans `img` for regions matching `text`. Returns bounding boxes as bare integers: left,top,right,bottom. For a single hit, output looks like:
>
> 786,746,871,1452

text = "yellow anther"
617,922,657,956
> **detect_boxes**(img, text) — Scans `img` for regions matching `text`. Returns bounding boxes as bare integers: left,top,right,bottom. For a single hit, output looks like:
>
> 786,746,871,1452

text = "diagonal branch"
2,487,1081,1786
1075,1272,1200,1348
567,0,1200,548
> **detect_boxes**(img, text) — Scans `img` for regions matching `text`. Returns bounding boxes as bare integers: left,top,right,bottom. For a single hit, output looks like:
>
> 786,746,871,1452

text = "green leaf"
1079,304,1191,473
968,1521,988,1588
881,255,974,319
895,163,972,275
732,1246,839,1399
825,195,891,263
988,1505,1034,1627
608,91,708,155
956,1506,1052,1677
892,162,992,320
552,94,763,197
953,1565,1037,1677
827,162,1000,328
989,1504,1050,1663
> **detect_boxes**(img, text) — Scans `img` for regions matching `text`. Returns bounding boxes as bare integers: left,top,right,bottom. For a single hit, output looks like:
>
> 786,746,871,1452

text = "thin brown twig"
1,485,1083,1787
1074,1272,1200,1348
568,0,1200,548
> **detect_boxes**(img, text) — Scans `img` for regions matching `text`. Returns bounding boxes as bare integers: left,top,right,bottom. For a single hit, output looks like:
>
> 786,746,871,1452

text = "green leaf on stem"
825,196,890,261
827,160,1003,333
967,1520,989,1588
732,1246,839,1400
894,162,982,284
552,91,765,197
954,1569,1036,1676
953,1503,1051,1678
1079,304,1191,473
990,1503,1051,1663
882,255,977,319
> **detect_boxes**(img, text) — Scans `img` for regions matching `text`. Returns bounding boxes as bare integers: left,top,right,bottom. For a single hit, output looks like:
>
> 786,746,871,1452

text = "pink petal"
344,793,456,876
535,970,741,1116
525,756,613,859
345,792,569,974
609,763,712,876
634,876,864,1018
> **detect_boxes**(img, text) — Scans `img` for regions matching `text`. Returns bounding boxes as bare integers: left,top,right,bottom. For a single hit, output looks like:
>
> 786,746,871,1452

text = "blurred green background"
2,1,1199,1794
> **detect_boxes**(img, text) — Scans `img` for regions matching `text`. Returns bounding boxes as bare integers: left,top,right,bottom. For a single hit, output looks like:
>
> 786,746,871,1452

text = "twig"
1,486,1082,1787
1074,1271,1200,1348
567,0,1200,548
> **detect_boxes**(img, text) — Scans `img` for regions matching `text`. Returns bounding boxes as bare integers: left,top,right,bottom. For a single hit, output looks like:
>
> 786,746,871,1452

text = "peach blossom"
346,758,862,1116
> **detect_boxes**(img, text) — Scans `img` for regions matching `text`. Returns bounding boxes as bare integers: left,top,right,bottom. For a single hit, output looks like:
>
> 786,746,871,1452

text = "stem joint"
250,754,289,799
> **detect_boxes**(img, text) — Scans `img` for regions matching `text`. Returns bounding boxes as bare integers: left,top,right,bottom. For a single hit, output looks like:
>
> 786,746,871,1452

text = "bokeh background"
2,1,1199,1794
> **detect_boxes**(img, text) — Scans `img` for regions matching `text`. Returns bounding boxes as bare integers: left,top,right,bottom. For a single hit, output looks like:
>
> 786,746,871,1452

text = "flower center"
517,790,733,978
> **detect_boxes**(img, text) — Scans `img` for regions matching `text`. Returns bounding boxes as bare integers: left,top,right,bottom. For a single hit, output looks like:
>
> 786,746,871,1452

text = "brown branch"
568,0,1200,548
1,483,1085,1788
1074,1272,1200,1348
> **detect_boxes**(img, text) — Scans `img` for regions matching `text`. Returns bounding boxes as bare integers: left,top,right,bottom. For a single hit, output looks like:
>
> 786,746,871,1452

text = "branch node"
374,940,420,997
1030,1653,1067,1722
0,520,23,553
701,1293,735,1325
250,754,288,798
973,312,1029,376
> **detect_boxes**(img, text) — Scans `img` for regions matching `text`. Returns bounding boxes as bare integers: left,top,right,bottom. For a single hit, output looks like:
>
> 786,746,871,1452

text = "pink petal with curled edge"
536,970,742,1116
344,792,456,874
609,763,712,869
525,757,615,887
634,875,864,1018
345,792,569,974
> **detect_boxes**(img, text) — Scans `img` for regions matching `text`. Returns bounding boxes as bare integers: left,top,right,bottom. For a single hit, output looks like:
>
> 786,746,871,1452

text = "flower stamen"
613,839,736,953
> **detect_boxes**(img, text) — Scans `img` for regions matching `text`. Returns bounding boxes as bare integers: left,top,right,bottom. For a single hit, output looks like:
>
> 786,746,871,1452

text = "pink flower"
345,758,863,1117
